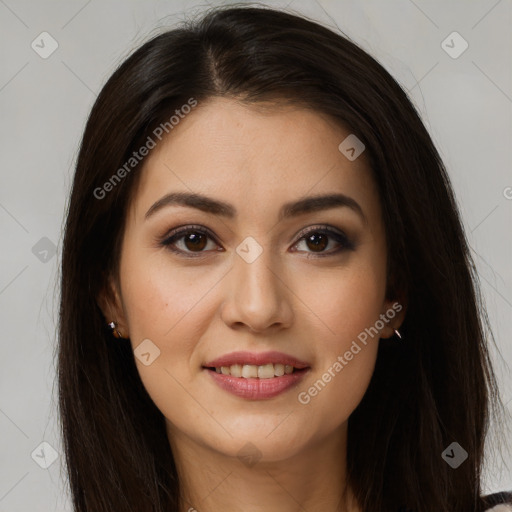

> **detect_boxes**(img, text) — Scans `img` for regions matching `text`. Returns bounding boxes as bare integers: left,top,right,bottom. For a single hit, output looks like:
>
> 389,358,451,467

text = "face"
101,97,404,464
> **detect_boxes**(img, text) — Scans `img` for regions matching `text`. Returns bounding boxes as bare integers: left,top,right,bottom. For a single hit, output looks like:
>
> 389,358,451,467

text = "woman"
58,5,512,512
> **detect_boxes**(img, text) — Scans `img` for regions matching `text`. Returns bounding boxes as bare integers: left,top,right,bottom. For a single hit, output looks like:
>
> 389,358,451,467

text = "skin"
99,97,406,512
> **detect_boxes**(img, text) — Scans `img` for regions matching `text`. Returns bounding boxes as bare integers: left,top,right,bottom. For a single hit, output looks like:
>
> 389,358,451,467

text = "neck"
167,422,360,512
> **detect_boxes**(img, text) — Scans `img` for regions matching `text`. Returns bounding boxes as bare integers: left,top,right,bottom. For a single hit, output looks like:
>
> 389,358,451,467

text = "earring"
394,328,402,340
108,321,125,339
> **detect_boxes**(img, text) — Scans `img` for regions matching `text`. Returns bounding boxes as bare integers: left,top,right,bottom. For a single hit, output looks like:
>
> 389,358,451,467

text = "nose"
220,247,294,333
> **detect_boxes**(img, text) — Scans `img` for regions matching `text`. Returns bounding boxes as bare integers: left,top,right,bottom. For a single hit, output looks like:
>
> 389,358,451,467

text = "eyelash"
159,224,355,259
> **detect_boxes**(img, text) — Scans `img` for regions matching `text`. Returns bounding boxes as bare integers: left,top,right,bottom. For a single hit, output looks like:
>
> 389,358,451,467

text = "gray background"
0,0,511,510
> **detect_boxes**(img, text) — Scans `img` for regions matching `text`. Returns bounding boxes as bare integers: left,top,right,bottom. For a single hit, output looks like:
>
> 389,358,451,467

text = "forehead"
130,97,379,224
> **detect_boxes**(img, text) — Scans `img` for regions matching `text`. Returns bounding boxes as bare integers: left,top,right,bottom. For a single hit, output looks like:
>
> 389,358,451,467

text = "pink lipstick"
203,351,311,400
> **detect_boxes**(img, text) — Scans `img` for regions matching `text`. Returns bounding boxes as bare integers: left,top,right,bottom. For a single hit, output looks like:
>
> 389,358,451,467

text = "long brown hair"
58,4,504,511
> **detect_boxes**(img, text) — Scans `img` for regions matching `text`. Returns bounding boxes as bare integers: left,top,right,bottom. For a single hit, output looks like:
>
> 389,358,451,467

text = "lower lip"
205,368,309,400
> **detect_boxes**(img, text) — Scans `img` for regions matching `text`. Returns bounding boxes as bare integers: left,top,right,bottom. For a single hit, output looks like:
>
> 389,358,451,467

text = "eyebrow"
145,191,367,224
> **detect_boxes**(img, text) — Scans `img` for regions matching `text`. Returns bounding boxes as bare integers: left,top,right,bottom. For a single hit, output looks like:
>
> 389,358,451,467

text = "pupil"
307,233,327,252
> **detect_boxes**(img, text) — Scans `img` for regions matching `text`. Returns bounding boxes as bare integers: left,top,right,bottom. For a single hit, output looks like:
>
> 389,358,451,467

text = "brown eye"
161,225,220,256
304,232,329,252
182,232,208,251
161,224,354,259
292,226,355,257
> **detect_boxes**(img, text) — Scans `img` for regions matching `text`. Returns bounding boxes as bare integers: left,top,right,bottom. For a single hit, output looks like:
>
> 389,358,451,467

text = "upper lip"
204,351,310,369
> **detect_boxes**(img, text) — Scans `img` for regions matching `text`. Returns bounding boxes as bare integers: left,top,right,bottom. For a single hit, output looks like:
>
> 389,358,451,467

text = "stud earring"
108,321,125,339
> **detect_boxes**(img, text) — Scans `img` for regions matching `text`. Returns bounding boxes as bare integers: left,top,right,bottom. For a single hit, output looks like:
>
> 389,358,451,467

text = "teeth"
230,364,242,377
257,364,274,379
242,364,258,378
274,363,285,376
213,363,299,378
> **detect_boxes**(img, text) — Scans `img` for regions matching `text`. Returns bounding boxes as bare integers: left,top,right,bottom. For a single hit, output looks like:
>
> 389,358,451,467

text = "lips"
203,350,310,369
203,351,311,399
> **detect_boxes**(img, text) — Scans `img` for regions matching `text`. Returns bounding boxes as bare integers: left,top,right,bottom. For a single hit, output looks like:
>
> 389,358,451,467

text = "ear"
96,275,130,338
379,293,407,340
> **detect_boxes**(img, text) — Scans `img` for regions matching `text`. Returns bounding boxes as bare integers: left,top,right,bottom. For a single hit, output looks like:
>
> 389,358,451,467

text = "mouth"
203,363,308,379
202,351,311,399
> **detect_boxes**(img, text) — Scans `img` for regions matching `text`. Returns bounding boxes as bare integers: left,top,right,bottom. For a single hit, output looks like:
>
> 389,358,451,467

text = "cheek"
293,259,385,427
294,311,380,442
300,256,387,350
328,273,385,345
120,246,219,342
117,246,223,409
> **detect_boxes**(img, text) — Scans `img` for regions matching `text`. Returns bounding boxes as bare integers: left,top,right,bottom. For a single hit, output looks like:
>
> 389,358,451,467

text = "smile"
202,350,311,399
209,363,298,378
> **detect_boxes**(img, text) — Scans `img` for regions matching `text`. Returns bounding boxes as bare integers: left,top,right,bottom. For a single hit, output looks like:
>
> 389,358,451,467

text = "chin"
211,434,306,464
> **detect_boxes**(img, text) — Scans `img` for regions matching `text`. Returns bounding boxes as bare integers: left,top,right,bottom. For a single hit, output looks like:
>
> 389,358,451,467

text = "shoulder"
484,506,512,512
482,491,512,512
